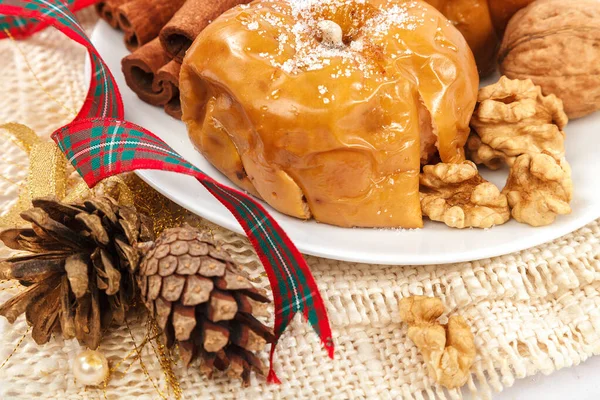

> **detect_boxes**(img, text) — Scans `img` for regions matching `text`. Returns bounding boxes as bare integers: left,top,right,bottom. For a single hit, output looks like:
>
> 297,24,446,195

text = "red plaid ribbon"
0,0,334,383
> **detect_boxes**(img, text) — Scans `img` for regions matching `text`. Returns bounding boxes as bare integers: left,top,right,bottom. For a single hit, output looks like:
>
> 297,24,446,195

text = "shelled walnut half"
468,77,568,170
503,153,573,227
399,296,476,389
420,161,510,229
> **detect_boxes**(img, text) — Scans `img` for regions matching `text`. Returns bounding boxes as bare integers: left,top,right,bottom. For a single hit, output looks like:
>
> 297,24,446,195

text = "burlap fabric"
1,9,599,400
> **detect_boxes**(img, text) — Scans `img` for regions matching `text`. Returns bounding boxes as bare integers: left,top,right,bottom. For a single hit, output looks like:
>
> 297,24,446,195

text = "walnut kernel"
399,296,476,389
469,76,567,170
503,153,573,227
420,161,510,229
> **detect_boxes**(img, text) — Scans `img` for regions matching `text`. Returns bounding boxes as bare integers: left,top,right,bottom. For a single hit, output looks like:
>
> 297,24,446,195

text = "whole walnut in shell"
499,0,600,119
503,153,573,227
469,76,567,170
420,161,510,229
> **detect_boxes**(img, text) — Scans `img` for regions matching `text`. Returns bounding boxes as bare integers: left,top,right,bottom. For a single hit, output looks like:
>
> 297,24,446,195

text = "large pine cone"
0,196,153,349
138,225,273,385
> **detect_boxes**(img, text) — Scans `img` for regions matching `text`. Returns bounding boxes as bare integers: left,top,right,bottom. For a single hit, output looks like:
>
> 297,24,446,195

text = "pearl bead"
72,349,109,386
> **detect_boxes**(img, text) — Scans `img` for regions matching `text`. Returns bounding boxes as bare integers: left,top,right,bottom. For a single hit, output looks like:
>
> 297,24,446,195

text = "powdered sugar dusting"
239,0,428,79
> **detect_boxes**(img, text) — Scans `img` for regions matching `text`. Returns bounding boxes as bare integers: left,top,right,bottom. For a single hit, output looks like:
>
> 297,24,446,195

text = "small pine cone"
0,196,153,349
138,225,273,385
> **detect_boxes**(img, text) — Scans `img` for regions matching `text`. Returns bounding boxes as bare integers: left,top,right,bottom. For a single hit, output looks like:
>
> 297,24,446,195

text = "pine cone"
0,196,153,349
138,225,273,385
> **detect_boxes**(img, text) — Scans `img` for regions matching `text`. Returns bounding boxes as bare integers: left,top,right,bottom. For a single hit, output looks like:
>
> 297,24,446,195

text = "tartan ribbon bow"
0,0,334,383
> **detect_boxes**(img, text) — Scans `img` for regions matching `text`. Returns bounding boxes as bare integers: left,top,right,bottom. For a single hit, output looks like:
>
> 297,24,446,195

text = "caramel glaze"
180,0,478,228
426,0,500,77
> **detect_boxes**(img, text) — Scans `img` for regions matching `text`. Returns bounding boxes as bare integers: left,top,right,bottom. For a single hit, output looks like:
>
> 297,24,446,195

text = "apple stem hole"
317,20,344,48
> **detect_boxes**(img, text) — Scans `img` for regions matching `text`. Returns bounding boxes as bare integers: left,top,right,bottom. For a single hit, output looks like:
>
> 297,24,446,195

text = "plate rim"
135,169,599,266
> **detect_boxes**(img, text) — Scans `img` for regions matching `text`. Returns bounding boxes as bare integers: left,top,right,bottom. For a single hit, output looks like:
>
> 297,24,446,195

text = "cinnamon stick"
155,60,182,120
116,0,186,52
121,38,182,119
95,0,131,29
159,0,252,63
122,38,172,104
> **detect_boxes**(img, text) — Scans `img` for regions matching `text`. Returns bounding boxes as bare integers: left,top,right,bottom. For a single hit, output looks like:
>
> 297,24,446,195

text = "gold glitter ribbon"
0,123,71,227
27,141,67,200
1,123,38,152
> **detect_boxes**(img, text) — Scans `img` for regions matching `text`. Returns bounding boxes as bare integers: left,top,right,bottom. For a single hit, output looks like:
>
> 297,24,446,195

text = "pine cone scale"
76,212,110,246
237,287,271,303
141,256,158,276
172,304,195,341
59,275,76,339
170,240,190,256
115,238,139,272
107,291,127,326
32,197,85,221
189,241,209,256
96,249,121,296
0,255,65,282
154,296,171,329
74,283,102,349
0,275,61,323
181,275,213,306
208,290,237,322
153,244,171,259
175,254,200,275
231,323,266,352
235,312,276,343
83,198,117,224
0,228,50,252
65,253,90,298
158,255,178,276
202,320,230,352
27,281,61,344
22,208,94,250
146,275,163,300
118,207,142,245
215,273,253,290
179,340,196,367
162,275,186,301
198,257,225,277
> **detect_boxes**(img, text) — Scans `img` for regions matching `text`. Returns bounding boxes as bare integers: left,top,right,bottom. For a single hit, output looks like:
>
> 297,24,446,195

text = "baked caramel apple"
425,0,499,77
487,0,536,35
180,0,479,228
426,0,536,76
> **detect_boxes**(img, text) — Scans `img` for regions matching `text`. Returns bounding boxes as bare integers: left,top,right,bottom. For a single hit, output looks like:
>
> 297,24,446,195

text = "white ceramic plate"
91,21,600,266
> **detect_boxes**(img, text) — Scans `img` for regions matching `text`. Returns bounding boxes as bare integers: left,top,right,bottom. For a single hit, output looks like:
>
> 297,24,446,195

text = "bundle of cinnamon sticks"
96,0,251,119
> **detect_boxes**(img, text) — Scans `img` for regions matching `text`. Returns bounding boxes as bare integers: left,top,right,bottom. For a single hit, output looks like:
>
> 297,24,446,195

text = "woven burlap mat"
1,9,599,400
